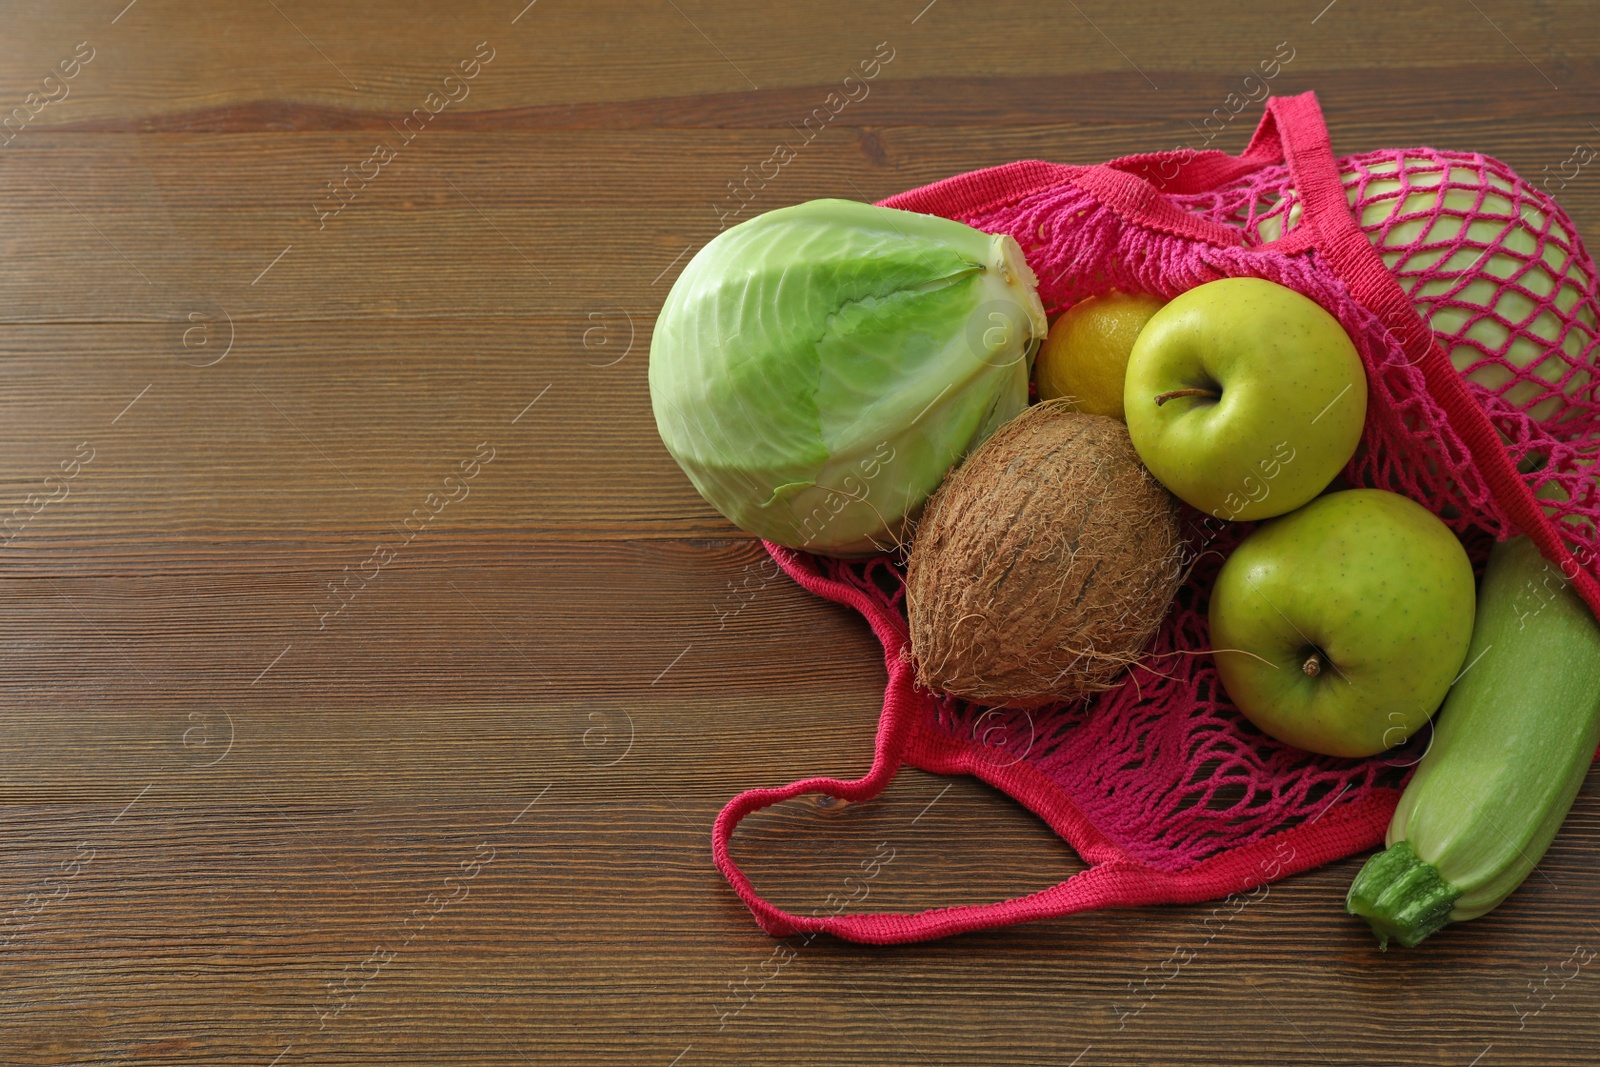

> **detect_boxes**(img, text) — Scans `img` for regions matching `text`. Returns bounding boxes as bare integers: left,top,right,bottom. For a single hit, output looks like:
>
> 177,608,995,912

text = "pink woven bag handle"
709,546,1173,942
711,544,1390,943
711,91,1599,943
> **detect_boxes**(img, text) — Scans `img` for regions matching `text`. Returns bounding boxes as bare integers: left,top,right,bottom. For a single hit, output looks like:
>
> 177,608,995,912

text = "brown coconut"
905,401,1185,707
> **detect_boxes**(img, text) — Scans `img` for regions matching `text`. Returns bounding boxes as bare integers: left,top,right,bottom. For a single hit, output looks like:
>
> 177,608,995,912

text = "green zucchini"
1346,535,1600,948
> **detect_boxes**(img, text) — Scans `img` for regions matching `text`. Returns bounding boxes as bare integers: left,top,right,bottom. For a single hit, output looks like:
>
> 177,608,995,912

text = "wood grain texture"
3,1,1600,1064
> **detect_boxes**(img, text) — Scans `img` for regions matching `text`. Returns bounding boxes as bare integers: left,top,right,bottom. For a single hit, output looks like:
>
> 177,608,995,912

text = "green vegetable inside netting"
649,198,1047,556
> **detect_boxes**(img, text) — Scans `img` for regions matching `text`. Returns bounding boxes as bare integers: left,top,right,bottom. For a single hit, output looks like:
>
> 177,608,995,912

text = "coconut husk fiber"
905,401,1185,708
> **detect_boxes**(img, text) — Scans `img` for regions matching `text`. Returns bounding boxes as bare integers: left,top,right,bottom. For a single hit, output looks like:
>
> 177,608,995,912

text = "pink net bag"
711,92,1600,944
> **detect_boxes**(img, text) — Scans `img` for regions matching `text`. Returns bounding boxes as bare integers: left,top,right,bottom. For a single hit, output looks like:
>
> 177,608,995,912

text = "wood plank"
4,0,1593,128
0,319,735,553
0,541,902,804
31,62,1600,133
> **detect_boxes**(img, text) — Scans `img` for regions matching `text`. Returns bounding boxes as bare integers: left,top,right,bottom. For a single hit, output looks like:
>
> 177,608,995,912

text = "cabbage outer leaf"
650,199,1046,555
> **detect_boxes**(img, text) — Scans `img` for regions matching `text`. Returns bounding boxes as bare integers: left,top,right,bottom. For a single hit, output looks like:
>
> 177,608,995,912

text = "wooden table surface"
3,1,1599,1064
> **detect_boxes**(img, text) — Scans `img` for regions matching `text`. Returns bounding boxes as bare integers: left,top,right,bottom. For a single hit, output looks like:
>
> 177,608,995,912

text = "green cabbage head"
649,199,1046,556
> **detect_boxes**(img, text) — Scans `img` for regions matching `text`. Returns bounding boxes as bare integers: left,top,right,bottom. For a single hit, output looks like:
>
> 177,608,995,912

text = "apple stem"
1302,652,1323,678
1153,388,1222,406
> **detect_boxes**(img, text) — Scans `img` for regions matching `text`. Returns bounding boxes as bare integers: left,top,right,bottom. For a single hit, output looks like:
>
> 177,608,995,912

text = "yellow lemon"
1035,291,1167,420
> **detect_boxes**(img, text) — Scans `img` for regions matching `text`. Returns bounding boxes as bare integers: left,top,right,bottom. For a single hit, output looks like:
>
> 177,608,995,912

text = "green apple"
1124,277,1368,521
1208,489,1476,758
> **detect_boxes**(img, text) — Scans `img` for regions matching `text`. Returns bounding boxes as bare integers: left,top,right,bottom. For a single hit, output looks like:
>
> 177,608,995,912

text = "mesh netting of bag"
771,146,1600,875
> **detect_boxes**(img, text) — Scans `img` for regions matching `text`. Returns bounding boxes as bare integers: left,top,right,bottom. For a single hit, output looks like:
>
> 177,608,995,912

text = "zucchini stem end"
1346,840,1460,949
